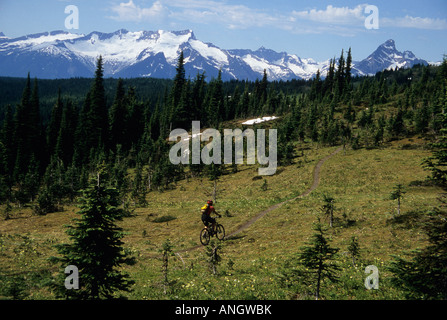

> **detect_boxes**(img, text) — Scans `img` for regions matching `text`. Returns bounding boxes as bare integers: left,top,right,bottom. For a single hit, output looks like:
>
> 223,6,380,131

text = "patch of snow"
14,32,83,47
242,116,278,125
189,39,228,66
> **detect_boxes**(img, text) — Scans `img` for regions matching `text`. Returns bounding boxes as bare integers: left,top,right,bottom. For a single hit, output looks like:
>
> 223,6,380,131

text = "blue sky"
0,0,446,62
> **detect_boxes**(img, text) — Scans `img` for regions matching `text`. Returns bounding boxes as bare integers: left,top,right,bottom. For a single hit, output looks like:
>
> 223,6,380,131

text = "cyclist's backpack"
200,204,208,214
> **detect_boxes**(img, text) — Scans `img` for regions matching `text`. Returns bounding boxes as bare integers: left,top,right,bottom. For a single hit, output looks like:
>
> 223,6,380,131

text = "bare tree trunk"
316,267,321,300
330,205,333,228
163,252,168,294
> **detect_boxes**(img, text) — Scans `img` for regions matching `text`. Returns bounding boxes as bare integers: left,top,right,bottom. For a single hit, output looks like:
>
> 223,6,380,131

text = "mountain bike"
200,218,225,245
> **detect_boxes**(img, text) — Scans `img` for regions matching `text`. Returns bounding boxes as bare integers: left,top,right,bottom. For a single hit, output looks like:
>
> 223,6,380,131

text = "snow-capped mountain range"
0,29,430,81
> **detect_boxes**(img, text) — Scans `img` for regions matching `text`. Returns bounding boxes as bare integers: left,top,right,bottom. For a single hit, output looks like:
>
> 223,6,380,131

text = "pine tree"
125,87,145,148
109,78,128,151
347,236,360,267
0,142,10,203
310,70,322,101
298,220,340,299
74,56,109,165
206,70,224,127
390,183,406,216
345,47,352,90
1,105,15,182
191,72,207,122
131,162,148,207
259,69,268,106
322,194,335,227
423,113,447,186
323,58,336,98
170,51,186,129
89,56,109,150
13,73,33,180
55,99,78,165
29,77,43,166
51,165,135,299
389,196,447,299
74,91,93,166
47,88,64,157
175,79,192,130
159,239,174,294
238,83,250,118
335,49,345,99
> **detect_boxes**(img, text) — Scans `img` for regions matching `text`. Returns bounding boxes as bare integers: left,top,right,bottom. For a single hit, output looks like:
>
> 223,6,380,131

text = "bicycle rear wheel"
216,224,225,241
200,228,211,245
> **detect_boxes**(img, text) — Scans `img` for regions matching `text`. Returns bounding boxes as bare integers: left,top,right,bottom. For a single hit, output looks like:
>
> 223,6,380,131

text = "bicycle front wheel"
200,228,211,245
216,224,225,241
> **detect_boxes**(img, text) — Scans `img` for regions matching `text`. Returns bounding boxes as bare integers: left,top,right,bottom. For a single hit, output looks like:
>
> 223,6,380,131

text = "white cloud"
292,4,367,25
167,0,280,29
109,0,167,22
382,15,447,30
108,0,283,29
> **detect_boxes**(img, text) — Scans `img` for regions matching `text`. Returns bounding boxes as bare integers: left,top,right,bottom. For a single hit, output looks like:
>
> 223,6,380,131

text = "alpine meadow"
1,29,447,302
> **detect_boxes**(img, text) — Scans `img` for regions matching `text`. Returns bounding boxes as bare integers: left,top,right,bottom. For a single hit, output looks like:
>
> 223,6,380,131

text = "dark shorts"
201,214,215,227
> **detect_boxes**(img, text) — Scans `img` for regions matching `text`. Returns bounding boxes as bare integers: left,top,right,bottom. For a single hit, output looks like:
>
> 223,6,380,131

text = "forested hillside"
0,50,445,209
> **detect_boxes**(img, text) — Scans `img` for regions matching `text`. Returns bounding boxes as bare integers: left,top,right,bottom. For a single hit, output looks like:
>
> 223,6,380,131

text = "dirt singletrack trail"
226,145,343,238
179,145,343,253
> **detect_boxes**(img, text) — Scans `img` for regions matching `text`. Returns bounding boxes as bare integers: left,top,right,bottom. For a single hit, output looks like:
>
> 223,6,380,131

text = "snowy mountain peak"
0,29,430,80
381,39,396,50
352,39,427,76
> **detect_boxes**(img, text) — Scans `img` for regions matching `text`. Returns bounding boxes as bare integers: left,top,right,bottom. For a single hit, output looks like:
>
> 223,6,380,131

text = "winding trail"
179,146,343,253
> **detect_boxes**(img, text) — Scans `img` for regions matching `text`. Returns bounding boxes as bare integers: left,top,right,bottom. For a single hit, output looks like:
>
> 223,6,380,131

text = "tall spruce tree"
345,47,352,91
170,51,186,130
206,70,224,127
47,88,64,157
335,49,345,99
323,58,336,98
89,56,109,150
109,78,128,151
423,113,447,186
29,77,43,165
191,72,206,122
74,57,108,164
55,99,78,165
13,73,32,180
1,105,15,180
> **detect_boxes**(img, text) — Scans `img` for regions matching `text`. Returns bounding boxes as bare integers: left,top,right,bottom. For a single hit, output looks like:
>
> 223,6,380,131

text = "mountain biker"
201,200,221,234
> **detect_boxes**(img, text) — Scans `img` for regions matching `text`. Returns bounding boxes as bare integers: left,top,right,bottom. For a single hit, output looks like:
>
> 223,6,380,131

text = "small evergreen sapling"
322,194,335,227
390,184,406,216
51,165,135,299
347,236,360,267
159,239,174,294
298,220,340,300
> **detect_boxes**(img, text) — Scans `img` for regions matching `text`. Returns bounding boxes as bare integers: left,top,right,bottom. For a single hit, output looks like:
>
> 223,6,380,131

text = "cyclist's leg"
201,214,210,228
210,217,216,233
